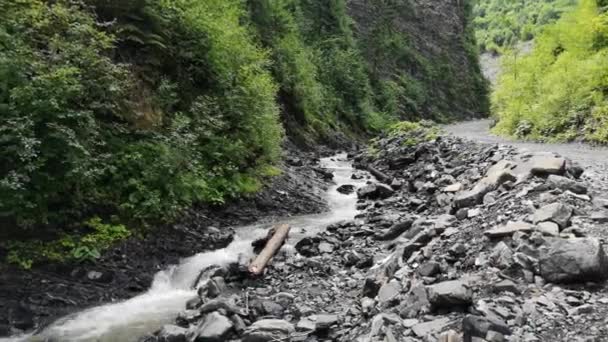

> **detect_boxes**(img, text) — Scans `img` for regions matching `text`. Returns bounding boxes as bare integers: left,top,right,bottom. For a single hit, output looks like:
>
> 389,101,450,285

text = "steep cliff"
347,0,488,120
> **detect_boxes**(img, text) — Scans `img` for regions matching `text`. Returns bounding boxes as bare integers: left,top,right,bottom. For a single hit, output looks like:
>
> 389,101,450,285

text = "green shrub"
493,0,608,143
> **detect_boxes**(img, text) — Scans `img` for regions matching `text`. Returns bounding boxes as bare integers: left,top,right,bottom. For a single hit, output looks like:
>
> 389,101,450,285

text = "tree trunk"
248,224,290,276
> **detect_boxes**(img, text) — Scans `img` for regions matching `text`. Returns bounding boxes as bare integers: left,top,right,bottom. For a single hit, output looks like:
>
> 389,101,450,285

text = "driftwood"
367,165,392,183
248,224,290,276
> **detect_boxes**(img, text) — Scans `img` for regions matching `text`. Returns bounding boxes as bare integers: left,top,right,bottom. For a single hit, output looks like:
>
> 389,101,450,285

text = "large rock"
357,183,395,200
158,325,188,342
189,312,233,342
462,315,511,342
454,180,494,209
484,221,534,239
533,203,572,229
546,175,587,194
539,238,608,283
427,280,472,310
484,160,518,187
242,319,295,342
529,155,566,176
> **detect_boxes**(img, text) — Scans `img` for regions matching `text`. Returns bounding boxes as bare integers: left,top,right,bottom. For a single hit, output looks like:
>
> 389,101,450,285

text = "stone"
529,156,565,176
189,312,233,342
539,238,608,283
493,279,520,294
454,182,493,209
378,280,402,305
546,175,587,194
485,331,505,342
536,222,560,236
412,317,452,337
158,325,188,342
484,221,534,239
206,277,227,299
357,183,395,199
533,203,573,229
312,314,339,330
242,319,295,342
418,261,441,277
318,241,334,253
484,160,518,187
336,184,356,195
591,211,608,223
375,219,413,241
445,183,463,193
296,318,316,332
428,280,472,309
199,297,244,316
399,284,430,318
462,315,511,342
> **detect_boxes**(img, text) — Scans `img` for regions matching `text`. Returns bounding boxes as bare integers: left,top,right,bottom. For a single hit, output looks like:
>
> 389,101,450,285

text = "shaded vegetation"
492,0,608,142
0,0,487,266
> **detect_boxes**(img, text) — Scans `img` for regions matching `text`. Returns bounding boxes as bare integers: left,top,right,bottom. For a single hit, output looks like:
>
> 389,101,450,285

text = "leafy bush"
4,217,130,268
474,0,577,53
493,0,608,142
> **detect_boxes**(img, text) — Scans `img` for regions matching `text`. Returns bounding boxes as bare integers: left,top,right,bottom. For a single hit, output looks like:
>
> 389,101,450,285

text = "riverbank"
137,130,608,342
0,148,338,338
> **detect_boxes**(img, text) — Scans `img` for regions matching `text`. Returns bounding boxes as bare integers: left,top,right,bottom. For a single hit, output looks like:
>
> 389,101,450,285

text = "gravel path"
444,119,608,190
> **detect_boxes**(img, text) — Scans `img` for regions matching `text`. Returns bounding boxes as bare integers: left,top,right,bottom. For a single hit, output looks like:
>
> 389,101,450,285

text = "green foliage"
4,217,130,268
1,0,488,265
474,0,577,53
493,0,608,142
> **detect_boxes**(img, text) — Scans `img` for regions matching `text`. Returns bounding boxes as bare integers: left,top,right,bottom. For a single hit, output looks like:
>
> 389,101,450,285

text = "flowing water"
5,153,369,342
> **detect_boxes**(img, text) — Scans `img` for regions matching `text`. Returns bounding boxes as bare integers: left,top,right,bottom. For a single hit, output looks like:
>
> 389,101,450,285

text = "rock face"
539,238,608,283
242,319,295,342
347,0,488,119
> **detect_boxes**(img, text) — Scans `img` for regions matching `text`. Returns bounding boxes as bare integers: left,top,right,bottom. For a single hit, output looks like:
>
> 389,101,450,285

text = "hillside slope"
348,0,488,121
0,0,487,266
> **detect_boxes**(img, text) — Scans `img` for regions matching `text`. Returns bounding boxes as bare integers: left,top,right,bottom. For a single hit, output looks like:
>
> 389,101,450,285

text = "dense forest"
0,0,486,267
473,0,576,53
492,0,608,142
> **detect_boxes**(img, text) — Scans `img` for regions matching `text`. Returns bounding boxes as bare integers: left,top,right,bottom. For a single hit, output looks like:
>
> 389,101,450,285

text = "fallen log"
248,224,290,276
367,165,392,184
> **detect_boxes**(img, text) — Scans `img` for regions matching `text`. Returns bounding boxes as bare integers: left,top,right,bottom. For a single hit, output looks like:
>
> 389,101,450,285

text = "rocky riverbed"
0,148,338,339
139,132,608,342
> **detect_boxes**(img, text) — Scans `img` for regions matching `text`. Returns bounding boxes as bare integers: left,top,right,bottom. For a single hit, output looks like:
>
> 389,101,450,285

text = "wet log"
367,165,392,183
248,224,290,276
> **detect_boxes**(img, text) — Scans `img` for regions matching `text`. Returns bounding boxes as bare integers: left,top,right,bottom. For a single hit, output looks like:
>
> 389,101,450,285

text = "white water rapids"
5,153,369,342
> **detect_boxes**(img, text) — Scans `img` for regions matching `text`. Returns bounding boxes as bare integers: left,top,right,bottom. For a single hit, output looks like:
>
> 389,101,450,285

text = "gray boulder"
462,315,511,342
539,238,608,283
546,175,587,194
189,312,233,342
242,319,295,342
427,280,472,310
158,325,188,342
454,182,493,209
533,203,573,229
357,183,395,200
529,156,565,176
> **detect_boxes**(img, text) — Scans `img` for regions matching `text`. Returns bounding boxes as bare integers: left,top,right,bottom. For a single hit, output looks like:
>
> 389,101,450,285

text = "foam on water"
4,153,368,342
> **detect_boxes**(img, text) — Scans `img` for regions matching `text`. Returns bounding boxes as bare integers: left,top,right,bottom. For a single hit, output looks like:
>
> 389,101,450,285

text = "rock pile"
143,133,608,342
